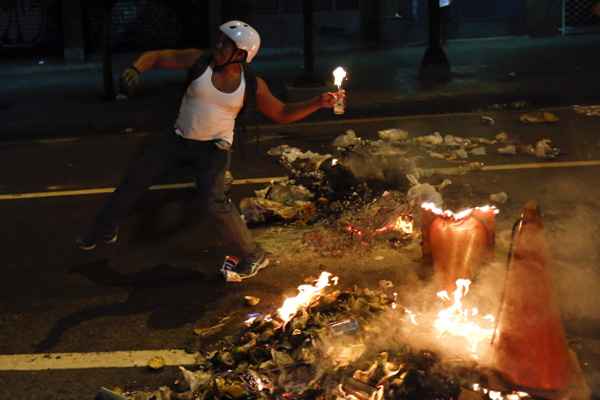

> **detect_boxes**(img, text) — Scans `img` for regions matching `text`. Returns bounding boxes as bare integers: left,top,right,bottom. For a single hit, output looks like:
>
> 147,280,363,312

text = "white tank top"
174,65,245,144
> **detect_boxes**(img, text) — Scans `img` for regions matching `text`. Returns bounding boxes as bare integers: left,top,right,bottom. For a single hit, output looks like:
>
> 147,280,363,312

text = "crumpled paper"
519,112,559,123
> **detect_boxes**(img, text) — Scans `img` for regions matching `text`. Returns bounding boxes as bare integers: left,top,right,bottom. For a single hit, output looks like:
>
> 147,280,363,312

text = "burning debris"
94,117,589,400
96,272,494,400
302,190,414,257
95,204,590,400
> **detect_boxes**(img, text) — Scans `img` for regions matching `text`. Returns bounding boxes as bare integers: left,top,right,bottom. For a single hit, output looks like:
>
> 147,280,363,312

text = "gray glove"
119,66,140,96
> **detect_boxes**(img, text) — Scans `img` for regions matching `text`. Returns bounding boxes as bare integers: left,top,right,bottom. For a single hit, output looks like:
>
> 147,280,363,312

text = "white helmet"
219,20,260,63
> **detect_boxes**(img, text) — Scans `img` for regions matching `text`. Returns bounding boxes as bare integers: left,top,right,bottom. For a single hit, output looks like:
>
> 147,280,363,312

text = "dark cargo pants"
93,131,262,259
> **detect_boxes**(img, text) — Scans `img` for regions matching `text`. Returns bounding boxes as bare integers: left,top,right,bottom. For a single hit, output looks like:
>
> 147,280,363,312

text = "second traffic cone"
491,204,572,390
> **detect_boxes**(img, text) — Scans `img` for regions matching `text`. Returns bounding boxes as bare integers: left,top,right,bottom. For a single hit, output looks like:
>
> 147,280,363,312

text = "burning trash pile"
95,119,586,399
302,190,414,257
96,201,589,400
236,124,566,257
97,272,498,400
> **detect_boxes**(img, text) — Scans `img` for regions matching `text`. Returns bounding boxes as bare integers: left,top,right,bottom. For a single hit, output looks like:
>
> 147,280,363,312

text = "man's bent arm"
255,78,338,124
131,49,204,73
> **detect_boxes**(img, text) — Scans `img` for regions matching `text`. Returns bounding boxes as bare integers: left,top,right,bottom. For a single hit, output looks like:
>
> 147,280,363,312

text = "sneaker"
236,254,269,280
76,230,117,250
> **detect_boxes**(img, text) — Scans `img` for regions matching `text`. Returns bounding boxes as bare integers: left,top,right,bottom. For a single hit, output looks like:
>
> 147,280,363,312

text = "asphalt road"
1,107,600,399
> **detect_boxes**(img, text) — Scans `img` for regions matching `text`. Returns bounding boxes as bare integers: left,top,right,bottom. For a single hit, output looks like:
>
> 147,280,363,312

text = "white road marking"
0,350,199,371
1,159,599,201
0,176,288,200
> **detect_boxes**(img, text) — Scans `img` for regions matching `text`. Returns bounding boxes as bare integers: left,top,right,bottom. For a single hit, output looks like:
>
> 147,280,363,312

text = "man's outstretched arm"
255,77,341,124
130,48,204,72
120,49,204,95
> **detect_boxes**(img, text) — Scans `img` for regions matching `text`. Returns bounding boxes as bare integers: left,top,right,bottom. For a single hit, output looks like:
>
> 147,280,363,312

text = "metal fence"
563,0,600,34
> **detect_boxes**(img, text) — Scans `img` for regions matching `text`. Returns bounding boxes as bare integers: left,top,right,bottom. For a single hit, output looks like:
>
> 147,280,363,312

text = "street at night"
2,105,600,398
2,2,600,398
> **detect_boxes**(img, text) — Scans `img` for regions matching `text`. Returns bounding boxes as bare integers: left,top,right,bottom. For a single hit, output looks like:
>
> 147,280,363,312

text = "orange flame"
374,216,414,236
473,384,531,400
422,202,498,220
277,272,337,322
434,279,495,357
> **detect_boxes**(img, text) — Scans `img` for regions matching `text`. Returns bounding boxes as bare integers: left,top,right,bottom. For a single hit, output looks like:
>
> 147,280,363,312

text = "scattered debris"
378,128,408,142
519,111,559,123
534,139,560,158
495,132,509,142
573,105,600,116
194,317,230,338
443,134,464,147
470,146,486,156
245,296,260,306
147,355,166,370
480,116,495,125
453,148,469,159
224,269,243,283
497,145,516,155
414,132,443,148
512,140,560,159
490,192,508,203
333,129,362,148
379,279,393,288
408,183,443,208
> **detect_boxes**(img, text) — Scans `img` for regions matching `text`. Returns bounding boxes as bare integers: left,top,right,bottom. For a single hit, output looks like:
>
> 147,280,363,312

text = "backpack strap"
241,63,257,112
183,52,212,92
235,63,260,157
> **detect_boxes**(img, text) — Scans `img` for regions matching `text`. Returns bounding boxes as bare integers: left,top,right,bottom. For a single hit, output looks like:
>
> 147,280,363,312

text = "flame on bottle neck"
333,66,347,87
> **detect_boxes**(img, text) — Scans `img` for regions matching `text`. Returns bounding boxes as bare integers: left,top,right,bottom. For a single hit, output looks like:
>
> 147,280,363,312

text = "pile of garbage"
240,124,561,229
97,275,490,400
240,130,423,227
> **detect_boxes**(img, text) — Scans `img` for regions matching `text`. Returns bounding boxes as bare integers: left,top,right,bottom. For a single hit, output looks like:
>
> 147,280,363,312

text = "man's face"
214,34,241,65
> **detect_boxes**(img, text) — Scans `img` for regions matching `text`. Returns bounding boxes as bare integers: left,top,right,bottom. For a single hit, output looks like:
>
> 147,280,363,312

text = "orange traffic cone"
491,204,572,390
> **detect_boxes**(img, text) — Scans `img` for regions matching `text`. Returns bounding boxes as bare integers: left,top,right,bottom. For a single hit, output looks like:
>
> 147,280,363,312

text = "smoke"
531,177,600,396
545,202,600,330
521,174,600,332
337,141,419,187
